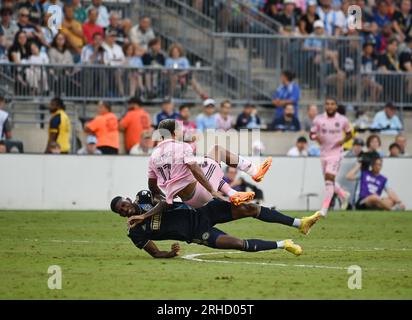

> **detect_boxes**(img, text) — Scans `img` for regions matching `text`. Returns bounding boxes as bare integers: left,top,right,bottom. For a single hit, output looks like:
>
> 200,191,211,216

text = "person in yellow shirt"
60,4,86,55
46,97,72,154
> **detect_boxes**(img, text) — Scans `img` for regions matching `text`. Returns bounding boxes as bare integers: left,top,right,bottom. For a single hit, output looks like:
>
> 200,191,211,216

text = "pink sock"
334,183,346,199
322,180,335,214
219,180,237,196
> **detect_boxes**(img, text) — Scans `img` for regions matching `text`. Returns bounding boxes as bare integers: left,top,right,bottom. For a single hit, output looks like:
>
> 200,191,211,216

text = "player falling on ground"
148,119,272,208
110,190,321,258
310,97,353,217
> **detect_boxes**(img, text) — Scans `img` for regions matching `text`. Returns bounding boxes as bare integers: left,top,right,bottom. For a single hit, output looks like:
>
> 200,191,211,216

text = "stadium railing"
0,63,213,104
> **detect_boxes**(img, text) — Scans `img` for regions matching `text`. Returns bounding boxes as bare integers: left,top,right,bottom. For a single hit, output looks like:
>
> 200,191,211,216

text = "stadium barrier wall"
0,154,411,211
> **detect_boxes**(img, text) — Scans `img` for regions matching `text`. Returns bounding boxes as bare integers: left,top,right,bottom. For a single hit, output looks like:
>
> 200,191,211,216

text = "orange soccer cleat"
252,157,273,182
229,191,255,206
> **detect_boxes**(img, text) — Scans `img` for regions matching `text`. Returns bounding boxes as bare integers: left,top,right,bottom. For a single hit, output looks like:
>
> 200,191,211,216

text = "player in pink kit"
148,119,272,208
310,98,353,217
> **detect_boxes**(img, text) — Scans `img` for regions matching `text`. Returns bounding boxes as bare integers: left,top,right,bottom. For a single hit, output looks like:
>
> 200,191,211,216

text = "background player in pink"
148,119,272,208
310,98,353,217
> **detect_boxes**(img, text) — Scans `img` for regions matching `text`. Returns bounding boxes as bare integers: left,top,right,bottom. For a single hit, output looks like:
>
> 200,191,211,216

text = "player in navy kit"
110,190,321,258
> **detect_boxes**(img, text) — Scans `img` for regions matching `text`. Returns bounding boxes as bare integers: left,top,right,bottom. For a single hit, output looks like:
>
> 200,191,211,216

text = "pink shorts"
321,156,342,176
184,158,224,208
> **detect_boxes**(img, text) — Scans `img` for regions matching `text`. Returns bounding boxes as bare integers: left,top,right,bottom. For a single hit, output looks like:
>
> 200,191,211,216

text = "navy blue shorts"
193,199,234,248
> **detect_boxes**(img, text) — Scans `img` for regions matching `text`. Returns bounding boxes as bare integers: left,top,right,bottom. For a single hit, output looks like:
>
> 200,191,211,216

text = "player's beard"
326,111,336,117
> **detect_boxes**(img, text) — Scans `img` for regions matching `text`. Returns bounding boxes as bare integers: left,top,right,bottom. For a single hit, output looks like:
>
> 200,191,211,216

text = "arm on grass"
144,241,180,258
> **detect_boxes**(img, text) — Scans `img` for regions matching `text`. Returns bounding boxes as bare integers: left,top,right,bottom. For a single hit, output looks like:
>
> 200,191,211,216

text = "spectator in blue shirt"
373,0,390,28
271,104,301,132
271,70,301,119
154,99,180,128
371,102,403,135
196,98,217,131
235,104,261,130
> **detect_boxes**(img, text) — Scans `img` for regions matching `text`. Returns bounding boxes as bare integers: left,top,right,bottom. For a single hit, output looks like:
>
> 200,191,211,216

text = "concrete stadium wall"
0,155,411,211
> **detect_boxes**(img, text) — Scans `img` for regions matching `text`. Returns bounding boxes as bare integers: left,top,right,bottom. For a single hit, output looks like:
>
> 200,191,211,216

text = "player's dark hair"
325,96,338,104
51,97,65,110
110,196,122,213
158,119,177,138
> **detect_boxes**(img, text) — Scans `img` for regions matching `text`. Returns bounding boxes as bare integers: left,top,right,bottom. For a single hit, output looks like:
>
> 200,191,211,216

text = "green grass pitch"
0,210,411,299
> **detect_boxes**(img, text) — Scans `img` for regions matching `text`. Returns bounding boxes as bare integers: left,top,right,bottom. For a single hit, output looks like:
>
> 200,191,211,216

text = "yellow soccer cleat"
252,157,273,182
299,211,322,235
229,191,255,206
284,239,303,256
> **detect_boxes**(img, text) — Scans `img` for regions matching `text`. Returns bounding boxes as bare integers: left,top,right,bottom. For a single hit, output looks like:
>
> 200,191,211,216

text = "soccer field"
0,210,411,300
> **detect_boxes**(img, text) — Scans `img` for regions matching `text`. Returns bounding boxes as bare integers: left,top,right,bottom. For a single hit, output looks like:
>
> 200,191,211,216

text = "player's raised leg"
207,144,272,182
214,233,302,256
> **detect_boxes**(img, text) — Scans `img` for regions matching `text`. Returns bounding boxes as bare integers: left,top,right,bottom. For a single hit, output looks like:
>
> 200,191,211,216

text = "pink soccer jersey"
148,139,198,204
310,112,350,158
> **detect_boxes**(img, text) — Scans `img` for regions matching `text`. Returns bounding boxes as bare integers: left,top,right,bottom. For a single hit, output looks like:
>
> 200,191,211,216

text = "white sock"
276,240,285,249
292,218,301,228
237,156,258,176
320,208,328,217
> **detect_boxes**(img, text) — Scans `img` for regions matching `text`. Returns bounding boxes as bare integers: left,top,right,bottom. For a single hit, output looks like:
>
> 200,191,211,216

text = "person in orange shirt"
119,97,152,153
85,101,119,154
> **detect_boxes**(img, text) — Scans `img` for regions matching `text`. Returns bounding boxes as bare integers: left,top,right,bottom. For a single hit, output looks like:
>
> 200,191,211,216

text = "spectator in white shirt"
287,136,309,157
23,41,49,93
395,134,409,156
87,0,109,28
103,29,126,96
215,100,233,131
129,16,155,53
371,102,403,135
81,32,106,64
316,0,346,35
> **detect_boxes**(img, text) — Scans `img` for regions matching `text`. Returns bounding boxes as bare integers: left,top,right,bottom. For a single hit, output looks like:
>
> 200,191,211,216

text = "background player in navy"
110,190,321,258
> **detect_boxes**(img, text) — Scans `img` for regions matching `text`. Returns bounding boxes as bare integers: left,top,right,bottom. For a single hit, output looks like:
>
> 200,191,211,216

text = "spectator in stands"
81,32,105,64
316,0,346,36
271,70,300,119
215,100,233,131
263,1,279,20
82,7,104,44
73,0,87,24
392,0,412,42
77,135,102,155
61,4,86,56
371,102,403,135
0,8,18,49
178,104,197,144
388,142,402,157
16,7,44,48
18,0,44,27
24,41,49,93
298,0,320,35
373,0,391,28
399,37,412,95
303,104,318,132
103,29,126,95
196,98,217,131
165,43,207,99
123,43,145,98
129,16,155,53
0,140,6,153
275,0,299,35
366,134,384,157
287,136,308,157
378,37,400,71
395,134,409,156
129,131,154,156
346,157,405,210
119,97,152,154
361,40,383,102
0,96,12,140
49,32,73,64
46,97,71,154
344,138,364,157
87,0,109,29
154,99,180,128
142,38,165,98
235,104,261,130
8,30,29,63
271,103,301,132
85,101,119,154
106,12,128,47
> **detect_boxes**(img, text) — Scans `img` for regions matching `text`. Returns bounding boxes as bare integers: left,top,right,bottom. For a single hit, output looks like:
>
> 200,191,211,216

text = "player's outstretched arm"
144,241,180,258
128,200,170,228
186,162,226,201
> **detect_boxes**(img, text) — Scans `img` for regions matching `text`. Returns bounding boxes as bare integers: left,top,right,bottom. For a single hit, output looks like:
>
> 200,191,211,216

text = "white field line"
181,251,410,272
